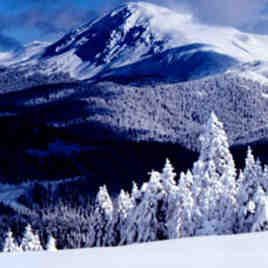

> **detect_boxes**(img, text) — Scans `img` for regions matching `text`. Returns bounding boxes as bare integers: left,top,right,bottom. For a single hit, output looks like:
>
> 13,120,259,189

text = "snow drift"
1,232,268,268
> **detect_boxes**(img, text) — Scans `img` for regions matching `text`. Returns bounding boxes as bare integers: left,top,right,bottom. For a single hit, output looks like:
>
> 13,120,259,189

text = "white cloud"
137,0,268,31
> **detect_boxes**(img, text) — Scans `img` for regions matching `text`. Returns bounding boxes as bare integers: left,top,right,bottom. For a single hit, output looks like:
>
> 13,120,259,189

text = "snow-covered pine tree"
21,225,43,252
3,230,21,253
129,171,166,243
250,186,268,232
195,112,236,180
131,181,141,204
159,159,180,239
261,165,268,192
46,235,57,251
194,163,222,235
161,159,177,192
242,148,262,199
169,170,194,238
122,182,143,245
236,148,264,233
88,186,113,247
111,190,134,246
192,112,238,235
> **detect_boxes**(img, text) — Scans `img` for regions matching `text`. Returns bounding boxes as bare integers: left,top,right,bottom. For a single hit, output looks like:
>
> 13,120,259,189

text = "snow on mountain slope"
228,61,268,86
1,232,268,268
97,43,238,82
0,41,48,67
2,2,268,81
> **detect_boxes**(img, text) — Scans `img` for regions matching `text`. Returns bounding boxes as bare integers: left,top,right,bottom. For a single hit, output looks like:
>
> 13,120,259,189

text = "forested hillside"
1,114,268,252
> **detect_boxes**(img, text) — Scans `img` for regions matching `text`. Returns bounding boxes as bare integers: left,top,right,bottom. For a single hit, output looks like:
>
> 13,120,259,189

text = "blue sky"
0,0,122,51
0,0,268,51
0,0,102,12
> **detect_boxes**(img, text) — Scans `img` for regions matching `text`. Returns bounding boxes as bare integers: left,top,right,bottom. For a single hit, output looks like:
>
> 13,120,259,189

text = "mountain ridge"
1,2,268,83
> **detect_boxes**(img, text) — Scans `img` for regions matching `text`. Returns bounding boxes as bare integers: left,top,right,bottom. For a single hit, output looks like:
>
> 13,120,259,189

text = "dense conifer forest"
2,114,268,252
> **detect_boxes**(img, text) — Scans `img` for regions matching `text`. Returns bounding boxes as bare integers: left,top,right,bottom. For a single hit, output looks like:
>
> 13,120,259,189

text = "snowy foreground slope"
2,232,268,268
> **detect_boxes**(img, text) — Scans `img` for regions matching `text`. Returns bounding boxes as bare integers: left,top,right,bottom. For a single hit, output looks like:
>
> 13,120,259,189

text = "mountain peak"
110,1,193,32
2,1,268,82
113,1,174,13
112,1,186,16
41,1,193,76
40,1,193,77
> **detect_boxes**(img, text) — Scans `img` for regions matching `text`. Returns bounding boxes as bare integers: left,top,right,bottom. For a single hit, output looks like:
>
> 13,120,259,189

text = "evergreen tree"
167,170,194,239
128,171,166,243
194,164,222,235
161,159,177,192
21,225,43,252
3,230,21,253
46,235,57,251
138,171,164,242
196,112,236,180
160,159,179,239
112,190,134,246
131,181,141,204
251,187,268,232
123,183,142,245
192,112,237,235
88,186,113,247
176,171,194,238
261,165,268,192
243,148,262,200
236,148,264,233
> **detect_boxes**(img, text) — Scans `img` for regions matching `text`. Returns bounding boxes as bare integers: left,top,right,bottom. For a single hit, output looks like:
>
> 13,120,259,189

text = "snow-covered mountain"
2,2,268,81
1,2,268,181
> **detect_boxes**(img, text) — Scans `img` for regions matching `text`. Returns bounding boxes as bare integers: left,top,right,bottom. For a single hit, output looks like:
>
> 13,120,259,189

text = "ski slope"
1,232,268,268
